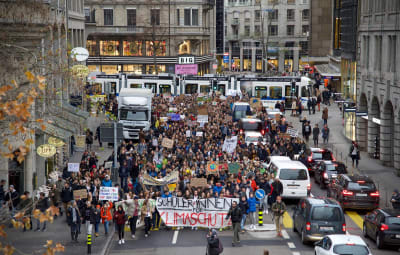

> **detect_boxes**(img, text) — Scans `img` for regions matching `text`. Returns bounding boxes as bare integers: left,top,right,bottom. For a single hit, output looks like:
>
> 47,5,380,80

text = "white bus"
238,76,314,109
126,74,177,96
87,74,123,98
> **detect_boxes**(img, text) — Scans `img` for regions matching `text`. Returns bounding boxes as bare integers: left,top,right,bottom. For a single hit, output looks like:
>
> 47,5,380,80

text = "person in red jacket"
114,205,126,245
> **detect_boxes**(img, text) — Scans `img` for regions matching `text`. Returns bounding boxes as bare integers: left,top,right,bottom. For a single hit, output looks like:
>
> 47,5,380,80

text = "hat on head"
9,185,14,188
134,196,139,199
105,175,109,178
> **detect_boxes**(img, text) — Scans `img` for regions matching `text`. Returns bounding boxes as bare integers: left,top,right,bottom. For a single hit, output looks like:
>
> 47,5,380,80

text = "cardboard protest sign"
171,113,181,121
75,135,86,148
190,178,208,187
287,128,299,137
99,187,119,201
228,162,240,174
196,131,203,137
222,136,238,154
161,138,174,149
104,161,113,169
68,163,80,172
198,105,208,115
73,189,87,200
206,161,219,175
168,183,176,192
142,171,179,186
157,197,239,228
197,115,208,123
219,162,228,171
279,133,291,139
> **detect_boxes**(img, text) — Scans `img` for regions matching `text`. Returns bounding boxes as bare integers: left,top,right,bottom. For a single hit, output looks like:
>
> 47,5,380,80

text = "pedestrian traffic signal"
212,80,218,91
291,80,296,92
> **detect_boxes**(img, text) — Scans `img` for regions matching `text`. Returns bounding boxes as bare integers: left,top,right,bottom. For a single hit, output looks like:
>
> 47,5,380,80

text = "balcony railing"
85,10,96,23
89,26,144,33
232,18,239,25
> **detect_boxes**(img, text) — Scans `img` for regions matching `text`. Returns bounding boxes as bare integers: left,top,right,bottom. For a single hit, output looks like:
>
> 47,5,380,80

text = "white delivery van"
269,160,310,199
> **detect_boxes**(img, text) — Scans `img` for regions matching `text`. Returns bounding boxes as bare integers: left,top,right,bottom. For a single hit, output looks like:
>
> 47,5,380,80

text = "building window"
192,9,199,26
244,26,250,36
302,9,309,21
255,10,261,22
86,40,97,56
127,9,136,27
124,64,143,74
123,41,143,56
146,65,166,74
364,36,370,69
268,10,278,21
151,9,160,26
184,9,199,26
302,25,309,35
287,0,295,4
287,25,294,36
299,41,308,56
375,36,382,71
100,40,120,56
268,0,278,4
104,9,113,26
388,35,396,72
146,41,166,56
287,9,295,21
176,9,180,25
84,8,90,22
268,25,278,36
376,0,386,12
254,25,261,37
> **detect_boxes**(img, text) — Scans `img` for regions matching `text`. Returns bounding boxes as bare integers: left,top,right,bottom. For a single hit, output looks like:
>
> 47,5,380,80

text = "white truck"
118,88,152,140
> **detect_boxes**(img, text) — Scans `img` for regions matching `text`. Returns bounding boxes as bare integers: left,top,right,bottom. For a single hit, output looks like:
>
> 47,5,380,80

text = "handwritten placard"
73,189,87,200
191,178,208,187
99,186,119,201
68,163,80,172
161,138,174,149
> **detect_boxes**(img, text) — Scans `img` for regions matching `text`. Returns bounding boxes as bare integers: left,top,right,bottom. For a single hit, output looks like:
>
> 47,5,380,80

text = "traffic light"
291,80,296,93
212,80,218,91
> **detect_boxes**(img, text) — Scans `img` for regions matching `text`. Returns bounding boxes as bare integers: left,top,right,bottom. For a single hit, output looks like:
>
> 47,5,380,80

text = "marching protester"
35,192,49,232
206,229,223,255
67,201,81,242
114,205,126,245
349,141,360,168
141,198,153,238
391,189,400,209
271,196,286,237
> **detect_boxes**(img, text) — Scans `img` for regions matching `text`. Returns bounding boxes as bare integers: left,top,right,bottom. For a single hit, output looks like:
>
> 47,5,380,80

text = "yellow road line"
283,211,293,229
346,211,364,230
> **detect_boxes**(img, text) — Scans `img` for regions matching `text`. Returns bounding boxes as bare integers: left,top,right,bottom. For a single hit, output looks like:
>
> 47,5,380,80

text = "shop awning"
35,122,73,141
315,64,341,77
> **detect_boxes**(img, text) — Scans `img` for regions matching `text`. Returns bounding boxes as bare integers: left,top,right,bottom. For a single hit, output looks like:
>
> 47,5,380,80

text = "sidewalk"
285,102,398,207
7,114,115,255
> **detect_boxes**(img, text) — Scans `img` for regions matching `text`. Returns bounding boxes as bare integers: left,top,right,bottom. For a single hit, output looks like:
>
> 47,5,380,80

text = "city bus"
126,74,177,96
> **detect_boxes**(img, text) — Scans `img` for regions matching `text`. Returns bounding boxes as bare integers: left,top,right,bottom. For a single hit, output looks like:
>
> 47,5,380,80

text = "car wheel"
376,233,384,249
301,229,308,245
362,224,368,238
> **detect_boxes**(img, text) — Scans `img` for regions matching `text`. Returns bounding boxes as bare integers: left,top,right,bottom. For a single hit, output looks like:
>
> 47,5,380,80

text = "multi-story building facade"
0,0,87,194
68,0,86,48
224,0,310,73
84,0,216,75
356,0,400,174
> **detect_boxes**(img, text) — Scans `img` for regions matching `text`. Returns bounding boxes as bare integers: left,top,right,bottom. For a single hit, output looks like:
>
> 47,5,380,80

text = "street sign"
255,189,265,200
231,59,235,63
223,53,229,63
356,111,368,116
99,123,124,143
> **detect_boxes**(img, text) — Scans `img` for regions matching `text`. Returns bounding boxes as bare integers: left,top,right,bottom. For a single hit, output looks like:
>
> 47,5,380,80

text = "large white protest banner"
222,136,238,154
99,187,119,201
142,171,179,186
156,197,239,228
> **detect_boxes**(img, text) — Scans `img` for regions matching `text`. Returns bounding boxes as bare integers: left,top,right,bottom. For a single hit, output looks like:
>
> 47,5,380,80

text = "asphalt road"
108,180,399,255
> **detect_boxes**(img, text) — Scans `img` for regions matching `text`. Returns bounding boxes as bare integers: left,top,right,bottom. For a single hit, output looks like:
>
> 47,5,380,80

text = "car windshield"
311,206,342,221
234,111,247,120
347,182,376,191
242,122,262,131
120,109,148,121
313,151,333,160
386,217,400,225
279,169,308,180
332,244,369,255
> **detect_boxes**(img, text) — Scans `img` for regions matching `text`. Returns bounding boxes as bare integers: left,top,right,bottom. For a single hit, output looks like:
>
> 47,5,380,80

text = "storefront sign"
48,137,65,147
175,64,198,75
223,53,229,63
36,144,57,158
372,118,381,125
178,56,195,64
75,135,86,148
156,197,239,228
355,112,368,117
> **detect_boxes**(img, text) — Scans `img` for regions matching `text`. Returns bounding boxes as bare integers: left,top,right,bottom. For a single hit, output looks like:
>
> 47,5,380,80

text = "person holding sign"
225,201,242,247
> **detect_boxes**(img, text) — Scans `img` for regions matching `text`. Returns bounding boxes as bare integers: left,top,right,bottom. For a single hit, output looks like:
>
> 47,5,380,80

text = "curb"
100,231,115,255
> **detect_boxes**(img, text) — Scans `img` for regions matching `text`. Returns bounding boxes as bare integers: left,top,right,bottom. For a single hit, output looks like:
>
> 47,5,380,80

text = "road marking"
310,192,314,197
172,230,179,244
287,242,296,249
283,211,293,229
346,211,364,230
282,230,290,239
292,252,301,255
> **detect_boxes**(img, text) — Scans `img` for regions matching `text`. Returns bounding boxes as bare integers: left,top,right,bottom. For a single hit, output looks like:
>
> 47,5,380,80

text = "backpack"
305,125,310,133
217,239,224,254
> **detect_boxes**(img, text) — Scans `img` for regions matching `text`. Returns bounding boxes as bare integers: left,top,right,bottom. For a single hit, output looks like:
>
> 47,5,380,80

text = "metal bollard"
258,208,263,226
87,234,92,254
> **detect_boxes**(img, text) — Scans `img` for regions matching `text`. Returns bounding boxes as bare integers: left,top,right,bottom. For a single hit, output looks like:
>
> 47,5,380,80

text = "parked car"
327,174,380,210
314,234,372,255
293,197,346,244
363,208,400,249
314,161,347,189
306,148,335,174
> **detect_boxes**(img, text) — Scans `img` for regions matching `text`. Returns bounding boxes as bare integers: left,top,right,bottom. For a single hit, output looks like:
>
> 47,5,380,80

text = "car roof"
311,147,328,152
326,234,367,245
306,197,340,206
245,131,262,137
273,160,307,170
344,174,374,183
378,208,400,217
